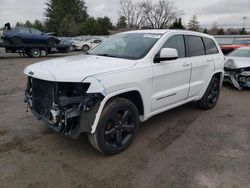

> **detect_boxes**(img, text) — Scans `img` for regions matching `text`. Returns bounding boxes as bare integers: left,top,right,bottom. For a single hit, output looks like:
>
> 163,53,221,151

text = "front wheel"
28,48,42,58
88,98,139,155
82,45,90,52
197,77,221,110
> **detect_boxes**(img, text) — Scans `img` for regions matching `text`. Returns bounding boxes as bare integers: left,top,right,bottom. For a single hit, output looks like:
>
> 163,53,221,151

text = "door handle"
206,59,213,63
182,62,191,67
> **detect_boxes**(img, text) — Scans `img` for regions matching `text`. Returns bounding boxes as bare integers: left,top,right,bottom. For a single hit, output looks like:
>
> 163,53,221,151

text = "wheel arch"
199,71,224,99
212,71,224,86
90,88,145,133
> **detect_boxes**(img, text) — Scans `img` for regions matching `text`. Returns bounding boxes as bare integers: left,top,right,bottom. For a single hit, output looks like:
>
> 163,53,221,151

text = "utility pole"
242,16,247,30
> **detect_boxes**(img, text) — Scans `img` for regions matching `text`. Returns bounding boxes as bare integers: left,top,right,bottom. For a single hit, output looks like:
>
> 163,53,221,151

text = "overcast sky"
0,0,250,29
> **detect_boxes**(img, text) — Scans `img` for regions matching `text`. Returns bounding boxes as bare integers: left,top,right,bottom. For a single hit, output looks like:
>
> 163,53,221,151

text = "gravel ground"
0,52,250,188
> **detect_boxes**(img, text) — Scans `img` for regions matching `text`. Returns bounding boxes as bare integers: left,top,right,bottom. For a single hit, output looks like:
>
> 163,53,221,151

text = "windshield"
88,33,162,60
229,49,250,58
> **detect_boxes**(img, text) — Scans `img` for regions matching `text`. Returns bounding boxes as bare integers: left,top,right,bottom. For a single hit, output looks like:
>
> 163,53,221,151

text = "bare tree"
187,15,200,31
208,22,219,35
119,0,146,29
142,0,183,29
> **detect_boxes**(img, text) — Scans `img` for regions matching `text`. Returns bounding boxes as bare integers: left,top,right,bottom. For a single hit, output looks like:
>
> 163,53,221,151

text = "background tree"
226,28,239,35
44,0,88,36
15,20,46,31
98,16,113,30
208,22,218,35
170,18,185,29
142,0,183,29
203,28,208,34
217,28,225,35
187,15,200,31
116,16,127,29
33,20,45,31
239,28,247,35
119,0,146,29
59,15,79,36
80,17,110,35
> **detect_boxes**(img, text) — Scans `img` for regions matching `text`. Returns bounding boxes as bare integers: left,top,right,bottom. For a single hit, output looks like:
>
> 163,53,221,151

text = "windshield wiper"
95,54,119,58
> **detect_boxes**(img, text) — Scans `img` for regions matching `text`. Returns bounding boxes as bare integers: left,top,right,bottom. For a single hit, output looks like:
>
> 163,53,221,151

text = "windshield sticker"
143,34,162,39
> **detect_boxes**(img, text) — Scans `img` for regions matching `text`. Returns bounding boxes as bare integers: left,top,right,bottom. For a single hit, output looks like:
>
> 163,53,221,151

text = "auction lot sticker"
143,34,162,39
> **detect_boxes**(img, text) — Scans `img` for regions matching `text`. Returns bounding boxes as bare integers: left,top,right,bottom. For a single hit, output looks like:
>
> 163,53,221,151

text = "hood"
24,54,136,82
225,57,250,69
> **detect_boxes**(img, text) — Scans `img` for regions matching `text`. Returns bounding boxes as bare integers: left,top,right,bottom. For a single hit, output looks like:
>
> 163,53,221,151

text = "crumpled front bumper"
24,77,104,139
224,68,250,89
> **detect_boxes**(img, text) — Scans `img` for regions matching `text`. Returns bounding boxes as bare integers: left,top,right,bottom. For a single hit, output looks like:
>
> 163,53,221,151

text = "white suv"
24,30,224,155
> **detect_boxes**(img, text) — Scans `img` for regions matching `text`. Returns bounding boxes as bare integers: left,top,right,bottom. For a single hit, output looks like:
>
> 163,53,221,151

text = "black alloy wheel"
104,108,136,149
88,98,139,155
198,77,221,110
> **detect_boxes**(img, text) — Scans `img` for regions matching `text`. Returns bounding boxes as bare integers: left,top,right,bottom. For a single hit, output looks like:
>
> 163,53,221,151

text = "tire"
88,98,139,155
82,45,90,52
28,48,42,58
11,37,22,44
48,38,56,46
197,77,221,110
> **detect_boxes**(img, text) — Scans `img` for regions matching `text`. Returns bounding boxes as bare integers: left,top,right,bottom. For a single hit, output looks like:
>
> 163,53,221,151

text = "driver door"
151,35,191,111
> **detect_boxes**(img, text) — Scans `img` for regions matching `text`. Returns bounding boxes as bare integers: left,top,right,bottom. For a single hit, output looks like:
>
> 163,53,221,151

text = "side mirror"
154,48,178,63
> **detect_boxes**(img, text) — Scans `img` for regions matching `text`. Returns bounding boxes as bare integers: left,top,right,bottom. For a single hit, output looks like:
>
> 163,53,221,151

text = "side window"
187,36,205,57
18,28,31,34
162,35,186,58
203,38,219,55
30,28,42,35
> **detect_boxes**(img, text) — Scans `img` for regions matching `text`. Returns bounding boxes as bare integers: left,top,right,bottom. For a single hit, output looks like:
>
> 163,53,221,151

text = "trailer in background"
0,39,71,58
214,35,250,45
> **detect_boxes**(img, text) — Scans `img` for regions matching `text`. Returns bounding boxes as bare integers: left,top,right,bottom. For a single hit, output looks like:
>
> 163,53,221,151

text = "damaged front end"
24,77,104,139
224,67,250,90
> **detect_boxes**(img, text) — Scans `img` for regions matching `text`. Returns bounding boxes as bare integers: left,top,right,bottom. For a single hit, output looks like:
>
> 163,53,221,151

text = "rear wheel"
11,37,22,44
82,45,90,52
28,48,42,58
88,98,139,155
198,77,221,110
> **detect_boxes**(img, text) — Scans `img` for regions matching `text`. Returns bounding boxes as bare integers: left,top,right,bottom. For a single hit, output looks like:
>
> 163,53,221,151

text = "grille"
32,78,54,116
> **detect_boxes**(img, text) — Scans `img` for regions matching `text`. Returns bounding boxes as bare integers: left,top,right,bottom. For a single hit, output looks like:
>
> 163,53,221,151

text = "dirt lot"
0,52,250,188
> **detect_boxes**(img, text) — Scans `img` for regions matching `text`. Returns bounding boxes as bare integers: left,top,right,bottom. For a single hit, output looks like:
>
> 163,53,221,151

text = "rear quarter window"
203,38,219,55
186,36,205,57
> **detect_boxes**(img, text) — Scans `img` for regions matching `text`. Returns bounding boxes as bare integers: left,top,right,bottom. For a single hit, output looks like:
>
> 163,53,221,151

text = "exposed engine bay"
24,77,103,138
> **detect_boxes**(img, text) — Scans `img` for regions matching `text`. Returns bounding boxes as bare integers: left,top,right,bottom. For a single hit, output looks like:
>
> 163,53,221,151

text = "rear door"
186,35,215,98
18,28,33,43
30,28,44,43
151,35,191,111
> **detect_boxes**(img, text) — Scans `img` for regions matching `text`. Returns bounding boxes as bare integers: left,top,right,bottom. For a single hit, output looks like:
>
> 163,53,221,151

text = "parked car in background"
221,38,250,55
224,47,250,90
1,27,60,45
0,30,3,38
24,30,224,155
58,37,75,51
73,38,102,52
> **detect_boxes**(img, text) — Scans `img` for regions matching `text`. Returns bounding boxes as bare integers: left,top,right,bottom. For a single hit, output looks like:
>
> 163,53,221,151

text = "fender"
90,87,144,134
199,70,224,100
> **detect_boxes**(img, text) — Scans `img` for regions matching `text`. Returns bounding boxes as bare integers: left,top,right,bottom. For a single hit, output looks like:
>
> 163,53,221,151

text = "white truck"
24,30,224,155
